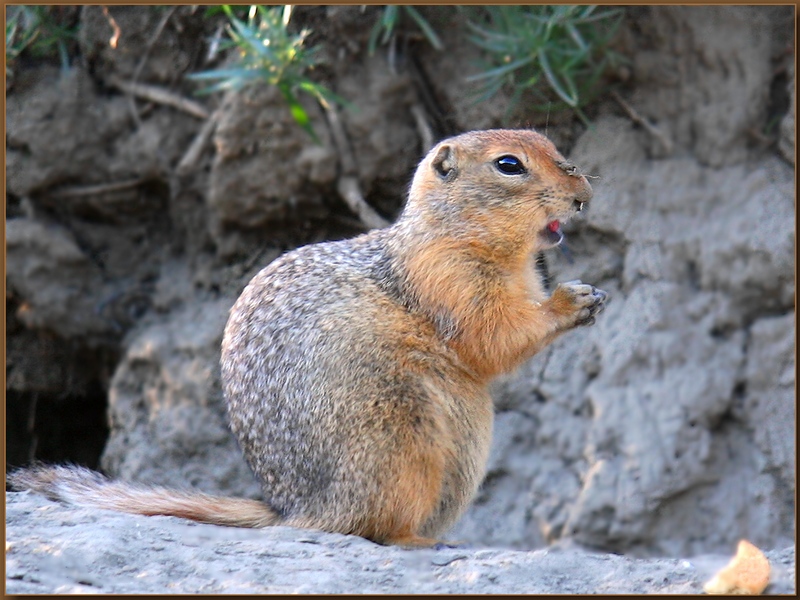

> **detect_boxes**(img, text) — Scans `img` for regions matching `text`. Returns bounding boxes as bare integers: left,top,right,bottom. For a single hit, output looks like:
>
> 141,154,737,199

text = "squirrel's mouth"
541,220,565,247
539,200,585,248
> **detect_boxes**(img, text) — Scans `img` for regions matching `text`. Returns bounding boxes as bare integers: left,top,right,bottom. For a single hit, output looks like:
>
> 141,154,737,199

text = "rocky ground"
5,492,795,594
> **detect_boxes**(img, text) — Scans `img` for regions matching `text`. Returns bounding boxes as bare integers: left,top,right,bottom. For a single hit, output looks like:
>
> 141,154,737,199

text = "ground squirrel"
9,129,607,548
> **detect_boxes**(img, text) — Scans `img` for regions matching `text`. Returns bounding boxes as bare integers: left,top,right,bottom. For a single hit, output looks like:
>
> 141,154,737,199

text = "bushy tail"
7,464,280,528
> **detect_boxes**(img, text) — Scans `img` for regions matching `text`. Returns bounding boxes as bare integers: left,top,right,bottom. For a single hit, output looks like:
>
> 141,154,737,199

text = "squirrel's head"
403,129,593,254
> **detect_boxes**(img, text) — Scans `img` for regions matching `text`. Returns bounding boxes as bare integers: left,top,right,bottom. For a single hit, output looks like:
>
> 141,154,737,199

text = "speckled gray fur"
221,228,491,538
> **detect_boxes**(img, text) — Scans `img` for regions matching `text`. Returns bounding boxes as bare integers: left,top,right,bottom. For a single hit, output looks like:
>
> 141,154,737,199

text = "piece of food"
703,539,771,595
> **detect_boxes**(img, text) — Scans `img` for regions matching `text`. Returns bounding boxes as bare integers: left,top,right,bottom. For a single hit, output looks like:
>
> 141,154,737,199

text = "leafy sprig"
189,5,344,141
465,5,624,122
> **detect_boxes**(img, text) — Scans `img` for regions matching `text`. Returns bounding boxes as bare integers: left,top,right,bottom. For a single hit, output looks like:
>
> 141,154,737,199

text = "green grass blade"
280,83,320,143
403,6,443,51
186,67,260,81
538,50,578,107
367,18,383,55
471,74,507,104
566,23,587,53
57,39,70,71
572,8,624,24
298,80,351,109
381,5,398,44
465,55,535,82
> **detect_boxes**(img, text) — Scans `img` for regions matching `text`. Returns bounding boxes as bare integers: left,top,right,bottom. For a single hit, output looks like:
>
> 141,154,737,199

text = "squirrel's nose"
574,176,593,205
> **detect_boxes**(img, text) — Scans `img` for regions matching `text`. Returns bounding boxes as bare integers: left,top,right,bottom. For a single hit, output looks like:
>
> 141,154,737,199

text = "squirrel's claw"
554,281,609,328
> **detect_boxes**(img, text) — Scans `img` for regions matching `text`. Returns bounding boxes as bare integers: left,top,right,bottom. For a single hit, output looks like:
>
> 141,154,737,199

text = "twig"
125,7,176,125
322,102,390,230
177,109,219,175
611,90,673,154
324,101,356,173
177,92,236,174
132,6,177,83
410,104,434,155
102,6,121,49
109,76,210,120
47,177,148,199
126,95,142,129
336,177,389,230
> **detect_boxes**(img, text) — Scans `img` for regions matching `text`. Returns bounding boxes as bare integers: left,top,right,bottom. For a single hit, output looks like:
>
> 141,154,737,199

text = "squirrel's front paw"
552,280,608,328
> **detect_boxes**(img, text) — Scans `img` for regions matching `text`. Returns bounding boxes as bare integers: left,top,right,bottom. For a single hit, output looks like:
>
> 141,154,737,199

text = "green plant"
368,6,444,54
189,5,344,141
465,5,624,122
6,5,77,75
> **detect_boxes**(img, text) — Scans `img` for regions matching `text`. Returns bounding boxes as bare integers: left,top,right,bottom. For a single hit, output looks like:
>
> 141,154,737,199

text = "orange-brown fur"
398,129,596,380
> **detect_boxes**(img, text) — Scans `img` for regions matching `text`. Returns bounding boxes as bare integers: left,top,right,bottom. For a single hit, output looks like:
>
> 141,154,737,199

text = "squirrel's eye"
495,155,526,175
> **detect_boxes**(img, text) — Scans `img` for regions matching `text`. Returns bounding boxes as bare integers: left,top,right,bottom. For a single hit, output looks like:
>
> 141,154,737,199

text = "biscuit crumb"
703,539,771,595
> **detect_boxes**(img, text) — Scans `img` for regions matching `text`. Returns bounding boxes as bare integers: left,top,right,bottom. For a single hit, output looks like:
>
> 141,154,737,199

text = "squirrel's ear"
431,144,456,180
